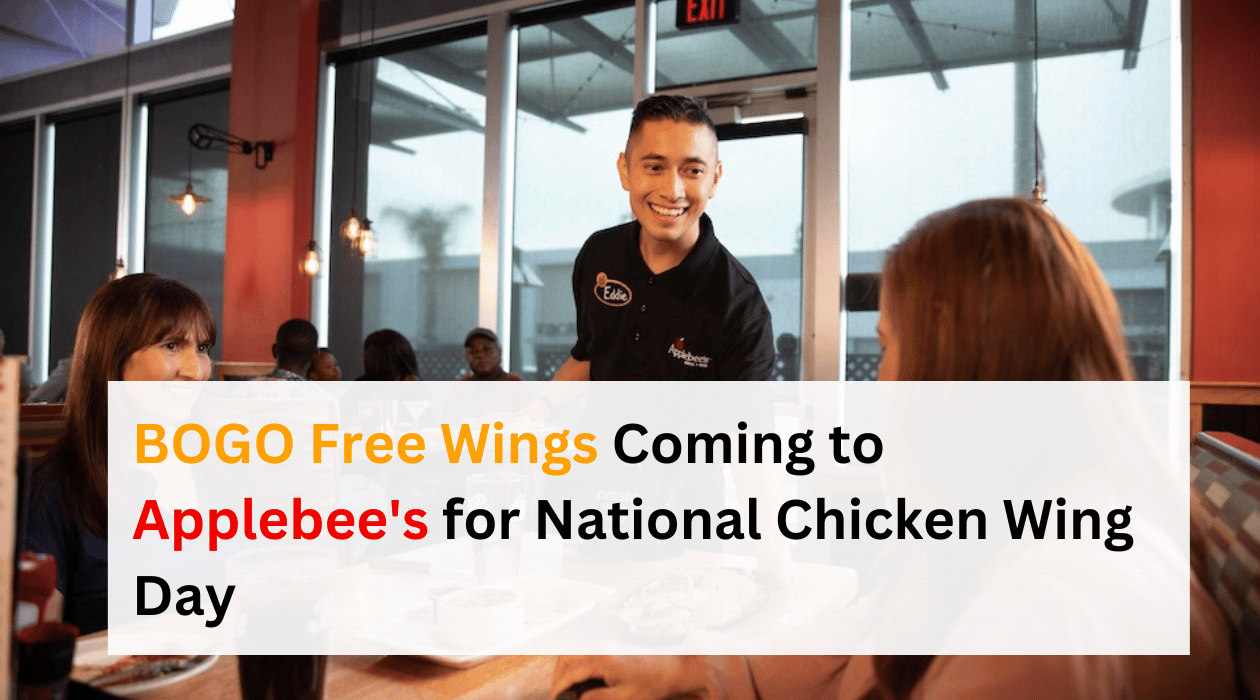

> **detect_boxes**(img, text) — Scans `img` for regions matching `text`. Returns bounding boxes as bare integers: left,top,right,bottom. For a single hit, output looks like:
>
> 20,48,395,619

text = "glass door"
704,113,806,380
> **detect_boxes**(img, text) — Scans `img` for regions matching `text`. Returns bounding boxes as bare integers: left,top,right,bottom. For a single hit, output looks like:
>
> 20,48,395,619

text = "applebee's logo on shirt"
669,337,711,369
594,272,632,307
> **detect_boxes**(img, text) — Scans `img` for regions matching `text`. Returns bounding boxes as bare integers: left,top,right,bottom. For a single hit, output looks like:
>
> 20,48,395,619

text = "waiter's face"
618,118,722,249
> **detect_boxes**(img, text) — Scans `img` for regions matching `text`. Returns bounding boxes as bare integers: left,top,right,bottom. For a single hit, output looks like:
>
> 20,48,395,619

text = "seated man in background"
461,328,522,381
257,318,318,381
25,357,69,403
307,347,342,381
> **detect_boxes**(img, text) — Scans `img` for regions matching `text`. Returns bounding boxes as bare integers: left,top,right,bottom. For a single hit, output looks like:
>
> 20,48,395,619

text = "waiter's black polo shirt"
569,214,775,380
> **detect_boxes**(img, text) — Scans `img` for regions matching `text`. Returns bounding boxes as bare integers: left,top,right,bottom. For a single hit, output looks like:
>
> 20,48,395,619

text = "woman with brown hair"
358,329,422,381
23,273,215,634
876,198,1132,383
551,199,1236,700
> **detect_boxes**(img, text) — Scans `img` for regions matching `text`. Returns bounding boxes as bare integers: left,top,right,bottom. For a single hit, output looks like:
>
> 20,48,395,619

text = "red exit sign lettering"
676,0,741,30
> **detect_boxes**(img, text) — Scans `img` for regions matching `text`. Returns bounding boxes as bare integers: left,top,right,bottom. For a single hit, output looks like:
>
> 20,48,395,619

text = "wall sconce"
188,123,274,170
170,123,276,216
300,239,321,277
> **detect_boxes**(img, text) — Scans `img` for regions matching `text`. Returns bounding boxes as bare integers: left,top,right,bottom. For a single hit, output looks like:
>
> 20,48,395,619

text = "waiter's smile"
648,202,687,218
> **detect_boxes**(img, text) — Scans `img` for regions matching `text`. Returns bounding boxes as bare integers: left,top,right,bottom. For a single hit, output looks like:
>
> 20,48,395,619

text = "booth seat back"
18,403,65,463
1191,431,1260,699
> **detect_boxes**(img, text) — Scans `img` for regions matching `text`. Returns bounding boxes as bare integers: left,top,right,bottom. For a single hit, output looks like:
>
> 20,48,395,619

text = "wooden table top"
76,646,556,700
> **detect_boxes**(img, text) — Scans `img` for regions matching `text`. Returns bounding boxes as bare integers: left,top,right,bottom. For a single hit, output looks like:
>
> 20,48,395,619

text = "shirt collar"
627,213,718,285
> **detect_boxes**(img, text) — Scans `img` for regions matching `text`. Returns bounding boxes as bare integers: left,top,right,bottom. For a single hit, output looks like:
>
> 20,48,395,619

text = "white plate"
412,655,496,668
359,575,614,657
73,637,219,696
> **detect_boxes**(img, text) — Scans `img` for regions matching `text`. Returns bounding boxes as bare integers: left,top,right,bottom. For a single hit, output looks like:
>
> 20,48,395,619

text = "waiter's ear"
617,152,630,191
710,160,723,198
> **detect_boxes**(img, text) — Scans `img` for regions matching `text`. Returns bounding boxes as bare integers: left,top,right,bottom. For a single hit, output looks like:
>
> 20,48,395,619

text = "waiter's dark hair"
628,94,716,140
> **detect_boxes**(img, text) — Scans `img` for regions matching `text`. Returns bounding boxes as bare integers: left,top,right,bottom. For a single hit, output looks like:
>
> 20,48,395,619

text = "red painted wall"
221,0,320,361
1192,0,1260,381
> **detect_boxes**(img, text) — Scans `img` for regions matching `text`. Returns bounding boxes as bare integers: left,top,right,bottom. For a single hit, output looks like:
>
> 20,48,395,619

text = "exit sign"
676,0,740,29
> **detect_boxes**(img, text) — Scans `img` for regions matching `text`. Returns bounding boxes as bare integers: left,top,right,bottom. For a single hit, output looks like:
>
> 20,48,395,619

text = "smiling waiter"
552,95,775,381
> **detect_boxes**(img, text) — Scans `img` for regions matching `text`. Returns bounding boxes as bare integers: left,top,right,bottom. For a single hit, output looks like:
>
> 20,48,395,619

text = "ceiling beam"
728,1,809,75
547,17,678,87
77,0,125,31
549,18,635,75
850,38,1129,81
1121,0,1149,69
388,50,586,133
38,0,87,56
373,81,485,136
887,0,948,90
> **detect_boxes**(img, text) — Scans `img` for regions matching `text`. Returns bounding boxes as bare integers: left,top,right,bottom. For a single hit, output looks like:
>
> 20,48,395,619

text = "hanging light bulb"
340,207,362,243
111,258,127,281
356,218,376,256
300,239,321,277
168,183,210,216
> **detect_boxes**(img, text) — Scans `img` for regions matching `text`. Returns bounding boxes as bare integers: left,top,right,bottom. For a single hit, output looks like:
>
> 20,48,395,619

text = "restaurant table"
72,636,557,700
75,540,857,698
350,539,858,655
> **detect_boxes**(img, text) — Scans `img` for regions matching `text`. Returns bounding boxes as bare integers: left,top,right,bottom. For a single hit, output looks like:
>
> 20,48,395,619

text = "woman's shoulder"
23,446,83,554
28,445,75,505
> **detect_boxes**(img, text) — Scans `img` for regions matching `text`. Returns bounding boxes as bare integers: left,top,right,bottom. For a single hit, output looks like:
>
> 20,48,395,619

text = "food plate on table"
359,575,614,657
412,655,496,668
617,566,769,643
72,637,218,696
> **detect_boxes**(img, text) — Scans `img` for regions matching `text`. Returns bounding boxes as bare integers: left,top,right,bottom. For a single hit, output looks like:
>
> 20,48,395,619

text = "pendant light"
357,217,376,256
300,239,321,277
1029,0,1047,205
169,136,209,216
339,0,377,257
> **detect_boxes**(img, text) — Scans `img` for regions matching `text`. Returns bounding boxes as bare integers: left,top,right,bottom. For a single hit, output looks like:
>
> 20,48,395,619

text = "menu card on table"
0,357,19,689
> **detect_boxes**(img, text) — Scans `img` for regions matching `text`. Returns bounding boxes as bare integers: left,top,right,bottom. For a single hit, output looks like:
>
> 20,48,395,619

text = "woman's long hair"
361,329,421,381
42,273,215,536
866,199,1134,699
881,198,1133,382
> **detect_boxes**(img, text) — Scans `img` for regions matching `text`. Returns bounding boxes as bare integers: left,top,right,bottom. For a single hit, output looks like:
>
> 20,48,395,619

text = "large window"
844,0,1173,380
706,124,805,380
330,28,489,380
144,86,231,358
49,107,121,369
0,122,35,356
510,2,637,380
